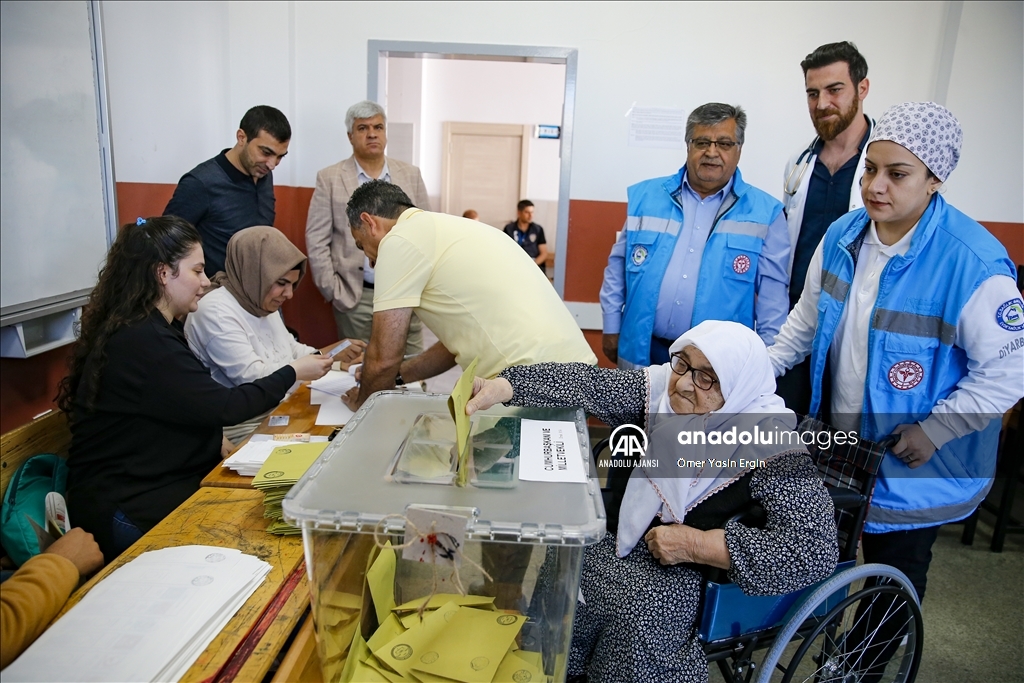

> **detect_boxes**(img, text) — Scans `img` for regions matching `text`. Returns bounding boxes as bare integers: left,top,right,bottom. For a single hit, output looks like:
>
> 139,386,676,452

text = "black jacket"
67,310,294,560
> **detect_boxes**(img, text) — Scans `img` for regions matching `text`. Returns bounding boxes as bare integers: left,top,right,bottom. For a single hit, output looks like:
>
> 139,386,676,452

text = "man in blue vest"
600,103,790,368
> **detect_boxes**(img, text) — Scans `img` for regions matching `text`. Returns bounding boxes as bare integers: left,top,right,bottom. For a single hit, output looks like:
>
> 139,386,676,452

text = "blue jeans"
111,509,144,556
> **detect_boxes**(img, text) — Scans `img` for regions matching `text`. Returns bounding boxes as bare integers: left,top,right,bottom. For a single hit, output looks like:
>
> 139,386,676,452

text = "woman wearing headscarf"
185,227,364,440
57,217,334,562
769,103,1023,679
467,320,839,683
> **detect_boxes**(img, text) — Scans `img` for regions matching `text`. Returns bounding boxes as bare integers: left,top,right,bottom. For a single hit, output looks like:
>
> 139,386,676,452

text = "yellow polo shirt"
374,208,596,377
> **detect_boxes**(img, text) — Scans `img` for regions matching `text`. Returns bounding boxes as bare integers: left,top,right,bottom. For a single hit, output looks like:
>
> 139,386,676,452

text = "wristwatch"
394,373,406,387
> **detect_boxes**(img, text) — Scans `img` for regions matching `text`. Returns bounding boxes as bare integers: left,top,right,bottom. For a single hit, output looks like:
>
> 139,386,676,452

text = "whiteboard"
0,0,115,325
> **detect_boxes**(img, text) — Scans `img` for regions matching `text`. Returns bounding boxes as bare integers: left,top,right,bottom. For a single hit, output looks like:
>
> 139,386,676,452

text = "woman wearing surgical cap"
185,226,364,441
769,102,1023,677
467,320,838,683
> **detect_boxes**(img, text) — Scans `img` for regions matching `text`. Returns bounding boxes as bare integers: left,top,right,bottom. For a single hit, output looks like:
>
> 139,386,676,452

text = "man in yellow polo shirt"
341,180,595,411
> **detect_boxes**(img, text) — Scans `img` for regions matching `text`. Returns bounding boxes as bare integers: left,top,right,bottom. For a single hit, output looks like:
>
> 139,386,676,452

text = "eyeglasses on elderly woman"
670,352,718,390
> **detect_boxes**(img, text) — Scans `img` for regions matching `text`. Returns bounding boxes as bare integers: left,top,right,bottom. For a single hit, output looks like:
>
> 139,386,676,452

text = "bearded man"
776,42,873,413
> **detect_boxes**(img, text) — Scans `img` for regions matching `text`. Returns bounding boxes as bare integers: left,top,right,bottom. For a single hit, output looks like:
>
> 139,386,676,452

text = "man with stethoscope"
778,42,875,413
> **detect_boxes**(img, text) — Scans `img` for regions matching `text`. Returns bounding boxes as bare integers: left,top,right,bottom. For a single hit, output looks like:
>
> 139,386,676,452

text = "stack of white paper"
309,370,357,399
222,434,329,476
4,546,271,683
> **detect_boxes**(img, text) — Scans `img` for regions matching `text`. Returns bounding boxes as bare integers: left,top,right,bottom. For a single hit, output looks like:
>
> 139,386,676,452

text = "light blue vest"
809,195,1015,532
620,168,784,365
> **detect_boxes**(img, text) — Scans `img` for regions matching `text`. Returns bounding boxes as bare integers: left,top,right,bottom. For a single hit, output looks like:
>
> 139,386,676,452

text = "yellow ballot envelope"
447,357,479,487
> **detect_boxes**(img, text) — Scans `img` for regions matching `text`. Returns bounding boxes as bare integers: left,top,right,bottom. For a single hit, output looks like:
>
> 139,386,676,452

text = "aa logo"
609,424,648,459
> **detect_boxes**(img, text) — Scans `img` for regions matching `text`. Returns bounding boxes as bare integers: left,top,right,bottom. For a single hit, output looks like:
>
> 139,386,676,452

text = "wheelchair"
593,416,924,683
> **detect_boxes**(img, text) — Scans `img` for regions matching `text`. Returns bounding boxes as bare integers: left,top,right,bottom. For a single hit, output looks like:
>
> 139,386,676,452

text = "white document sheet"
315,399,355,425
3,546,270,683
518,419,587,483
309,370,357,397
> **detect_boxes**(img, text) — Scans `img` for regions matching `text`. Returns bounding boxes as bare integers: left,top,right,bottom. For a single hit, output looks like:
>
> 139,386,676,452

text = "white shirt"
354,159,391,285
184,287,316,387
768,222,1024,447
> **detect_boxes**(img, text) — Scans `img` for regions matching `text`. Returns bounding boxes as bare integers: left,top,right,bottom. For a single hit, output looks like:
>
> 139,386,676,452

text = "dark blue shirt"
503,221,547,270
790,124,870,307
164,150,275,276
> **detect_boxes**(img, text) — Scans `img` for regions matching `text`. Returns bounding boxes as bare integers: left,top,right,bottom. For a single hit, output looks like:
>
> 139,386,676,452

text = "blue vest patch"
631,244,649,266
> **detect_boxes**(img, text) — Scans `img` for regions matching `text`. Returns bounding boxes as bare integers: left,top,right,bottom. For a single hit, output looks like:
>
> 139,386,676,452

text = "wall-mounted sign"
536,124,561,139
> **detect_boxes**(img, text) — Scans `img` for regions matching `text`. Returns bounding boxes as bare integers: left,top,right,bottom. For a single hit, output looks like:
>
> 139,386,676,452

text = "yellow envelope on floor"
409,607,527,683
367,543,397,625
373,601,460,677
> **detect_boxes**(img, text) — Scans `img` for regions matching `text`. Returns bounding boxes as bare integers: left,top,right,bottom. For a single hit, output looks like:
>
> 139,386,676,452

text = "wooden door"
441,122,530,228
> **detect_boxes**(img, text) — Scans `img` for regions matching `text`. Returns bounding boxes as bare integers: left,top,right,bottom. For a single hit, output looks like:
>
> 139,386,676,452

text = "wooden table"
202,384,338,489
55,487,310,683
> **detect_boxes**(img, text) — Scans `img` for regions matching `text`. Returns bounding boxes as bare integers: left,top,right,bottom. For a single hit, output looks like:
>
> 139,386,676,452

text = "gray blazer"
305,156,430,311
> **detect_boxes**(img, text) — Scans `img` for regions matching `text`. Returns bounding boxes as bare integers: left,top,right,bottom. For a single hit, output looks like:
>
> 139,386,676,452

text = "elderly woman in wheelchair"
468,321,841,682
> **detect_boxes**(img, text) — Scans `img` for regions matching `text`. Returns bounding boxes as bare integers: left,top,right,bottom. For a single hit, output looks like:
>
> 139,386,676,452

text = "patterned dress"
500,363,838,683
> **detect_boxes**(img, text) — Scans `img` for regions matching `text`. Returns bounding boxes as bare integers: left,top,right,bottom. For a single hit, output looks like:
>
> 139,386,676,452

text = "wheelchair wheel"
755,563,923,683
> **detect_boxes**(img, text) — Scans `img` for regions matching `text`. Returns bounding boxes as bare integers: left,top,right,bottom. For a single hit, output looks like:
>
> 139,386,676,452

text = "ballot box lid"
283,391,606,545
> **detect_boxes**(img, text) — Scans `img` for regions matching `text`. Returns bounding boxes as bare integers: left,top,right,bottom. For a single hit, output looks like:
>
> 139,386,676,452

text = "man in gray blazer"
305,101,431,354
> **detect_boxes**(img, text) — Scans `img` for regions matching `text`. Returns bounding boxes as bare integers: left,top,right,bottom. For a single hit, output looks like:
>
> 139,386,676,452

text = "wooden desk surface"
56,487,309,683
202,384,338,489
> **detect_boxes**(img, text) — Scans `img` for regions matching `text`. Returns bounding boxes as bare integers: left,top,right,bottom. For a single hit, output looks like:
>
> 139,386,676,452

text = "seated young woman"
184,226,364,441
57,217,333,562
467,320,839,683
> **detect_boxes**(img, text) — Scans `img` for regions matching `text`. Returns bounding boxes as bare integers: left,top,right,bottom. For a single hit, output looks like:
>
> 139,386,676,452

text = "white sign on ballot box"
517,419,587,483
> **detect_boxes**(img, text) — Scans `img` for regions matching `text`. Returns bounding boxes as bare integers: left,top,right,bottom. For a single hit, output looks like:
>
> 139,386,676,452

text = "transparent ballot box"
283,391,606,683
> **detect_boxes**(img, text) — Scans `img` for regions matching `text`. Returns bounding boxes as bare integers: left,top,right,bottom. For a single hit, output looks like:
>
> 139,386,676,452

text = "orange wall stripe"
2,183,1020,434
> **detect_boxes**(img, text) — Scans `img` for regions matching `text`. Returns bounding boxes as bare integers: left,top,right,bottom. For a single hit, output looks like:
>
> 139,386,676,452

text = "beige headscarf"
210,226,307,318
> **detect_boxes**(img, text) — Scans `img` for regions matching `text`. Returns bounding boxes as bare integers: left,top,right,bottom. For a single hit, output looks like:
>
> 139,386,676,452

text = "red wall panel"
2,183,1019,434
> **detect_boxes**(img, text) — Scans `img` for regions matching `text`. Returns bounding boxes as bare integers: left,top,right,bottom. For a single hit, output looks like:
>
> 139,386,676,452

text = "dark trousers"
775,356,813,416
844,526,940,682
650,336,674,365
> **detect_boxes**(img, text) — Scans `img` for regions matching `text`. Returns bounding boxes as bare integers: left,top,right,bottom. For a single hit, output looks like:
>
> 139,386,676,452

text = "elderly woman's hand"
645,525,731,569
466,377,514,415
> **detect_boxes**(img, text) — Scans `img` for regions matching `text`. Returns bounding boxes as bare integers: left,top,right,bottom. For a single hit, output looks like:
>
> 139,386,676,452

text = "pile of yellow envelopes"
252,442,327,535
315,543,545,683
341,595,542,683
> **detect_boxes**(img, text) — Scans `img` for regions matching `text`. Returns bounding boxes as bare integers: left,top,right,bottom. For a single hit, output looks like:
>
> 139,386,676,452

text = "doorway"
368,41,577,297
441,122,530,229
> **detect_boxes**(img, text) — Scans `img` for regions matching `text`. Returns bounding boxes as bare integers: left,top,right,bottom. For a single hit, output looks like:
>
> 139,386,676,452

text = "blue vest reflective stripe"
809,195,1015,532
619,168,783,366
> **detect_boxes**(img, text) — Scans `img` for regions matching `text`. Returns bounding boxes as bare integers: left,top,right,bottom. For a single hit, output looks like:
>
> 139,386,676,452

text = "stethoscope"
784,139,819,197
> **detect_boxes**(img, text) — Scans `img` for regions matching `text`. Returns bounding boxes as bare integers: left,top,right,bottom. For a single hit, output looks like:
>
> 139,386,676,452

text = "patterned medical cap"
868,102,962,181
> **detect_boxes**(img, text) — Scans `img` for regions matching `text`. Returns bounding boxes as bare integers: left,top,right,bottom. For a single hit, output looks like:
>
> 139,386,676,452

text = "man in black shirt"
164,105,291,276
503,199,548,273
776,42,873,413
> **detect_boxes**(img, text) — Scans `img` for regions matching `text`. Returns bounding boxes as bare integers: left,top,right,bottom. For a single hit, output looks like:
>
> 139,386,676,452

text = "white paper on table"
2,546,270,683
309,370,357,397
518,419,587,483
315,400,354,425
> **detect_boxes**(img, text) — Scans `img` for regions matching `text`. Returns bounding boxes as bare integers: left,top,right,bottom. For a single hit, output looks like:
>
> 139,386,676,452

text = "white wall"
415,59,565,202
942,1,1024,221
101,0,1024,223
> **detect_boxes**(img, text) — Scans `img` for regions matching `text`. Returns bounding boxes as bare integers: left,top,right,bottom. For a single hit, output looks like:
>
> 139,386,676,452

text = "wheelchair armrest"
725,504,766,529
828,486,866,510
